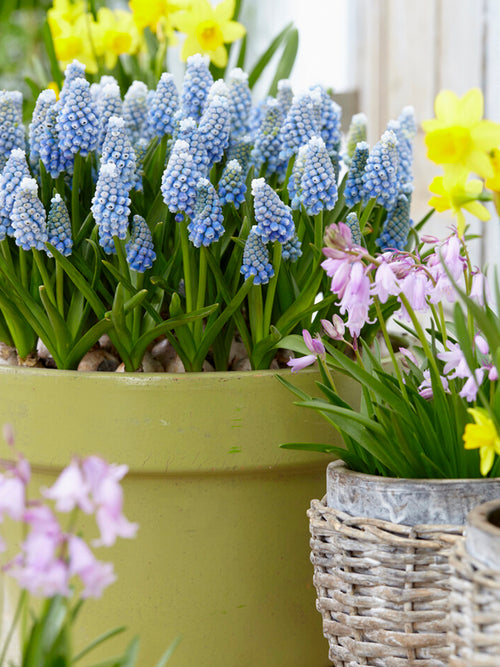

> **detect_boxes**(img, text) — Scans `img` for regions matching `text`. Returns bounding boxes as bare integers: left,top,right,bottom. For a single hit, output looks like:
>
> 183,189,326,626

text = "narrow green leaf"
267,28,299,96
248,23,293,89
153,636,182,667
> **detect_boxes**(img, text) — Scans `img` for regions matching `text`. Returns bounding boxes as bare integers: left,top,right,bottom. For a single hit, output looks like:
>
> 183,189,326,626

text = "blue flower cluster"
10,177,47,251
375,187,413,251
101,117,137,190
57,78,100,163
251,100,285,177
0,91,25,168
96,81,123,150
344,141,369,208
218,160,246,207
91,162,131,253
47,194,73,257
0,148,30,238
187,178,225,247
198,94,231,167
344,113,367,166
362,130,399,210
345,212,362,245
252,178,294,244
126,214,156,272
123,81,149,144
289,136,338,215
161,139,199,221
281,233,302,262
240,226,275,285
180,54,213,121
227,68,252,136
29,89,57,171
147,73,179,139
59,60,86,103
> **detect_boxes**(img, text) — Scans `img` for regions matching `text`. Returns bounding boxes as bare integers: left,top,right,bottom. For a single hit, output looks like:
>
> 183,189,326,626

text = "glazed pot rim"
328,459,500,487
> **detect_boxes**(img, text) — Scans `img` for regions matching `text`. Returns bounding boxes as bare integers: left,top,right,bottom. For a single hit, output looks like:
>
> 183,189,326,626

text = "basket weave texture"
308,497,462,666
449,538,500,666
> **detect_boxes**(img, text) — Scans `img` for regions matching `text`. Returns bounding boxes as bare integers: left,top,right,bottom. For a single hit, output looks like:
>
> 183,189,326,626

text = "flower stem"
33,249,56,306
179,220,194,319
56,261,64,317
248,285,264,345
0,589,27,667
373,297,408,400
399,292,441,379
194,246,208,342
262,242,282,337
71,153,83,239
132,271,144,343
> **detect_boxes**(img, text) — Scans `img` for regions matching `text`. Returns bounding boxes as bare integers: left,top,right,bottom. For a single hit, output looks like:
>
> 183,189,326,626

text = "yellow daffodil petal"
480,446,495,476
181,34,202,61
466,149,495,179
455,209,466,237
214,0,236,22
220,20,245,43
428,196,450,213
434,90,459,124
210,44,228,68
457,87,484,125
470,120,500,150
463,200,491,222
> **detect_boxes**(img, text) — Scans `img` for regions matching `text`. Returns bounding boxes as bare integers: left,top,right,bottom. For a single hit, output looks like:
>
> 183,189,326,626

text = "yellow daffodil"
463,407,500,476
173,0,246,68
129,0,186,40
92,8,142,70
485,148,500,216
48,14,98,74
48,0,86,28
422,88,500,179
428,168,490,237
47,81,60,99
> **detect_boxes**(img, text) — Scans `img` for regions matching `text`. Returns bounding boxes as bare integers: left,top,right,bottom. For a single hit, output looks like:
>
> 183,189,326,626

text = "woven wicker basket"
309,497,461,666
449,500,500,666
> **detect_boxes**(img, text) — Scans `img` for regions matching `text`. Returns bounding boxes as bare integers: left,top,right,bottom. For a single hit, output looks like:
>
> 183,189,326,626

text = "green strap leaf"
248,22,294,89
267,27,299,96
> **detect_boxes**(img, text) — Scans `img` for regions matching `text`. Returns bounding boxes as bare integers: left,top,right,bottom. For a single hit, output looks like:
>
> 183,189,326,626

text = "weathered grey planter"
449,499,500,666
308,461,500,666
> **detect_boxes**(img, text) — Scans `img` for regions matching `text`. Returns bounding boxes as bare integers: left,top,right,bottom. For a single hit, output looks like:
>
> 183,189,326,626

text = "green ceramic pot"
0,366,352,666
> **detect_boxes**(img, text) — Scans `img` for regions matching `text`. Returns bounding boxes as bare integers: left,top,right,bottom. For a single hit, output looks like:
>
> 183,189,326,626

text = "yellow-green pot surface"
0,366,352,666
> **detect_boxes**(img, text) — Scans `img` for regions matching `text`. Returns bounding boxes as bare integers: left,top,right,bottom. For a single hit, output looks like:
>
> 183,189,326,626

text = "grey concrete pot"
449,500,500,666
308,461,500,666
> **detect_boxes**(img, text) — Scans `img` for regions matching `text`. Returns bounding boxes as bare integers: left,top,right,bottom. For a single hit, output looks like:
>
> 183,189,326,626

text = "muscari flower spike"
392,106,417,188
47,193,73,257
252,177,294,244
180,54,213,121
251,99,286,177
57,78,100,162
205,80,229,109
227,68,252,136
310,85,342,154
123,81,149,145
132,137,148,192
177,117,210,176
188,178,225,248
91,162,131,254
227,134,253,174
218,159,247,207
0,91,25,168
362,129,399,210
11,177,47,252
281,232,302,262
375,186,413,251
161,139,199,221
96,81,123,151
344,113,367,166
126,214,156,272
345,212,362,245
198,94,231,168
344,141,369,208
147,72,179,139
101,116,137,191
298,135,338,215
240,225,274,285
247,97,270,138
90,75,119,102
0,148,31,238
59,60,86,103
29,89,57,171
39,101,71,179
279,91,319,162
276,80,293,118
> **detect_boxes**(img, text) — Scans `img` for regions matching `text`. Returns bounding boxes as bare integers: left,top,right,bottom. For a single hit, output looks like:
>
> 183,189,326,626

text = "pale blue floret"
247,97,270,139
388,106,417,189
362,129,399,210
276,80,293,118
227,134,253,174
227,68,252,136
252,177,294,244
310,85,342,154
187,178,225,248
90,75,119,103
218,159,246,207
345,212,362,245
0,148,31,238
96,81,123,151
101,116,137,191
0,91,25,168
288,145,307,209
198,94,231,167
123,81,149,144
29,89,57,171
204,80,229,109
161,139,199,221
91,162,131,254
281,232,302,262
39,101,70,178
57,78,100,162
240,225,274,285
344,113,367,167
147,72,179,139
251,99,286,177
180,54,213,121
132,137,148,191
11,177,47,251
126,214,156,272
177,117,210,176
47,193,73,257
375,190,413,251
59,60,86,103
298,136,338,215
279,92,319,162
344,141,369,208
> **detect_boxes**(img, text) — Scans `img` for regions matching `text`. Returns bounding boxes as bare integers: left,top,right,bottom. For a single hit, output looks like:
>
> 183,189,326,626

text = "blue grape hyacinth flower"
59,59,86,103
279,91,319,162
198,94,231,168
29,89,57,172
362,129,399,210
251,99,285,177
227,68,252,136
11,177,47,251
101,116,137,191
276,80,293,118
281,232,302,262
227,134,253,174
240,226,274,285
148,72,179,139
126,214,156,272
57,78,100,162
180,54,213,121
298,136,338,215
0,148,31,239
0,91,25,168
123,81,149,145
96,81,123,151
344,113,367,166
218,159,247,207
187,178,225,248
309,85,342,154
344,141,369,208
375,186,413,251
252,178,294,244
47,193,73,257
91,162,131,254
345,212,362,245
161,139,199,221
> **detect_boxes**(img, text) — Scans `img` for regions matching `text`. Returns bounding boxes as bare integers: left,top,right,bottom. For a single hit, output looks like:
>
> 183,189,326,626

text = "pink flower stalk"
438,343,471,379
417,370,450,400
470,271,490,306
338,261,372,338
372,260,400,303
287,329,325,373
68,535,116,598
43,459,94,514
321,314,345,340
475,334,489,356
459,367,485,402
